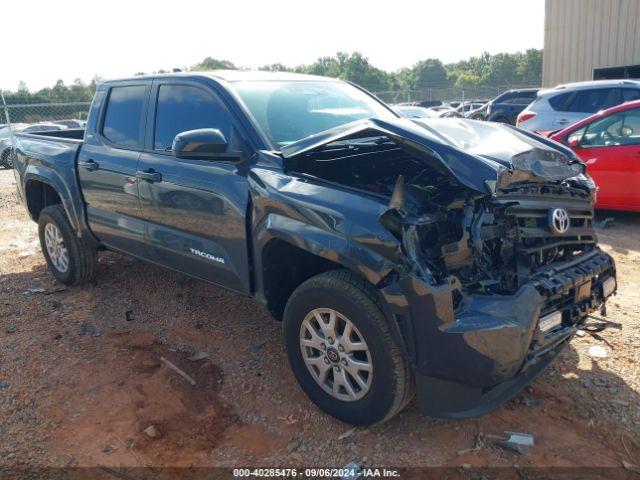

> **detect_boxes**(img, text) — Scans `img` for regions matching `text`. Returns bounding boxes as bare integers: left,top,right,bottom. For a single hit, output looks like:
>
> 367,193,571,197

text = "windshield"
230,80,397,148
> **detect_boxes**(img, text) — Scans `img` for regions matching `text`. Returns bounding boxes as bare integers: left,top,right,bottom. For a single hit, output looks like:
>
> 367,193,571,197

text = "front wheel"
283,270,414,425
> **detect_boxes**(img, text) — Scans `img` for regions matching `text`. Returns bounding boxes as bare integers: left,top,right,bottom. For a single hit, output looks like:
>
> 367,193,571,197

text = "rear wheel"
38,205,97,285
0,148,13,169
283,270,414,425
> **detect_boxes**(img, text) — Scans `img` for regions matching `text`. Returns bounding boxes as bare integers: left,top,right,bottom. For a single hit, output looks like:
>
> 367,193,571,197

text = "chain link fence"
372,84,538,105
0,92,91,168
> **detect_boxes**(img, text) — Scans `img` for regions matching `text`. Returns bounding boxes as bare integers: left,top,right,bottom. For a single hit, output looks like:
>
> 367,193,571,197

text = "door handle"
78,159,99,171
557,118,569,125
136,169,162,183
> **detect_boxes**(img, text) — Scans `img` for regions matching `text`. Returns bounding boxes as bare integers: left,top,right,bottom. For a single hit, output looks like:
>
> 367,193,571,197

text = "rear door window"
513,91,537,104
565,88,619,113
621,88,640,102
548,92,572,111
102,86,147,148
153,84,231,151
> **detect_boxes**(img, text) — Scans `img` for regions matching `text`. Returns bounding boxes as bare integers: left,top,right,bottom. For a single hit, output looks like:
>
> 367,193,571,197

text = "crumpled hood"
280,117,585,194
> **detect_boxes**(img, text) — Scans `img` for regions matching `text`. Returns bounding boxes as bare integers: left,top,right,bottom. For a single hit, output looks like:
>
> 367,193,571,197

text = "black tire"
492,117,511,124
283,270,414,425
0,148,12,169
38,205,97,285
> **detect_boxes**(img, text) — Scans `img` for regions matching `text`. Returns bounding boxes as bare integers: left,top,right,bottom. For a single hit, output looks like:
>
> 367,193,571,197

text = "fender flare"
22,167,90,238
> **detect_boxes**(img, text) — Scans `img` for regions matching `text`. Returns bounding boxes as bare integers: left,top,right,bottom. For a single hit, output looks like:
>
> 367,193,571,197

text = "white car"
392,105,439,119
516,79,640,132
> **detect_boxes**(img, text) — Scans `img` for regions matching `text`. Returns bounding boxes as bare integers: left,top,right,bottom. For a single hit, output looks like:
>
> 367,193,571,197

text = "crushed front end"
380,182,616,418
281,117,617,418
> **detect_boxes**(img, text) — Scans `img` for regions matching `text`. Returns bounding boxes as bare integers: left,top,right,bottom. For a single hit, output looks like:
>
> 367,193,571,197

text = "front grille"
507,202,596,272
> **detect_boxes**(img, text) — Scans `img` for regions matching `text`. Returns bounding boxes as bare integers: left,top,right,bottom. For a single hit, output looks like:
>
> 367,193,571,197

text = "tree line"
2,49,541,105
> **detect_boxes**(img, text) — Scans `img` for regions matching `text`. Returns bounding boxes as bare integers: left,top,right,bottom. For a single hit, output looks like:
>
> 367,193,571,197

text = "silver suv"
516,79,640,132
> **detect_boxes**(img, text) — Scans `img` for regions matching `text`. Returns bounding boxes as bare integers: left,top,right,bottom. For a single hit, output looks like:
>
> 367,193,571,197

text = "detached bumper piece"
397,248,616,419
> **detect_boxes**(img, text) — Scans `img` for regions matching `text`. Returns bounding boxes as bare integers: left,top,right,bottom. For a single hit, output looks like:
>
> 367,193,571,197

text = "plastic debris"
594,217,615,229
160,356,196,385
188,351,209,361
338,427,358,440
496,431,534,455
588,345,608,358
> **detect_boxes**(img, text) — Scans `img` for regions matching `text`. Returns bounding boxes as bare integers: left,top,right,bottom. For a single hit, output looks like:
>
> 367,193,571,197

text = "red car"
550,100,640,211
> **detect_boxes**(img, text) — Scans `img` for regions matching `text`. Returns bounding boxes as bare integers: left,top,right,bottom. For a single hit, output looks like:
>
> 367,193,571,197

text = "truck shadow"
595,209,640,255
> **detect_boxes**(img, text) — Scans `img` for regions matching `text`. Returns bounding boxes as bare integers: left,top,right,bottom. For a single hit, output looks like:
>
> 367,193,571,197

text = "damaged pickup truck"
12,71,616,425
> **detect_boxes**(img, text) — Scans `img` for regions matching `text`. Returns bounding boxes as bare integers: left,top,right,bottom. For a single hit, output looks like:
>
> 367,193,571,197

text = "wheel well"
25,180,62,220
261,239,343,320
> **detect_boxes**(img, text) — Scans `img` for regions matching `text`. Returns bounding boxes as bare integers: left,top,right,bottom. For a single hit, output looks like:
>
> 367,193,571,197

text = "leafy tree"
481,53,519,85
408,59,449,89
191,57,236,71
259,63,293,72
516,48,543,85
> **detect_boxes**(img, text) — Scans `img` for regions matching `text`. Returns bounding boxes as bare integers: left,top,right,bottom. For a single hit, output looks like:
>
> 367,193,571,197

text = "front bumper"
380,248,616,418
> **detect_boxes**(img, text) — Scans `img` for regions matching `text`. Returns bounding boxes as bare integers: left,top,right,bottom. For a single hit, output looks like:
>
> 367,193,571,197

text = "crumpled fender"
248,166,401,291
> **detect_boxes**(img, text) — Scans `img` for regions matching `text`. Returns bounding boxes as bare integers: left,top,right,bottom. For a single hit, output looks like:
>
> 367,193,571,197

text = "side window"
154,84,231,151
621,88,640,102
621,109,640,146
102,86,146,148
549,92,572,111
565,88,619,113
580,113,624,147
512,92,536,105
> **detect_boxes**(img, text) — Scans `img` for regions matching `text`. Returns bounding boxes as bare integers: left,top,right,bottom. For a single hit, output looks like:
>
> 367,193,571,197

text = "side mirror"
567,138,580,148
172,128,228,159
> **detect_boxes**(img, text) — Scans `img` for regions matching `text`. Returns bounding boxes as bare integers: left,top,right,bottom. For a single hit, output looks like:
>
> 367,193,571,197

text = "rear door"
78,81,151,257
136,80,252,293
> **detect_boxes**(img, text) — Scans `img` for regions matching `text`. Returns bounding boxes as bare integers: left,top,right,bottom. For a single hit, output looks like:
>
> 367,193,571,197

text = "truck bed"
17,128,85,142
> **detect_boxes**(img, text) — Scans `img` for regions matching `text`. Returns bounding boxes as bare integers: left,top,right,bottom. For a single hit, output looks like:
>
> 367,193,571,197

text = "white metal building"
542,0,640,87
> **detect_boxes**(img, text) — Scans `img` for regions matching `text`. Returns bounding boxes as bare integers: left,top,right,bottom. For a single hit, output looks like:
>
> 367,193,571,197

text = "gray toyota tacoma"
11,71,616,425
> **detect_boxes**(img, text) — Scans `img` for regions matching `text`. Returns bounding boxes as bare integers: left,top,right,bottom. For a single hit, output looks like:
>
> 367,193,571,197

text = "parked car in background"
478,88,539,124
0,123,66,168
54,119,86,129
392,105,438,119
442,101,486,118
416,100,443,108
550,100,640,211
428,105,454,113
465,102,489,120
517,80,640,132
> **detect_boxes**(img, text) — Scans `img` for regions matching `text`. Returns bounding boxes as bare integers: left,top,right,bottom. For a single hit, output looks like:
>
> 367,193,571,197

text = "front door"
136,81,251,293
573,107,640,210
78,82,150,257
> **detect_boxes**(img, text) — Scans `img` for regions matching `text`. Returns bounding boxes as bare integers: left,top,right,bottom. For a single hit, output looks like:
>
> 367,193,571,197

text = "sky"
2,0,545,91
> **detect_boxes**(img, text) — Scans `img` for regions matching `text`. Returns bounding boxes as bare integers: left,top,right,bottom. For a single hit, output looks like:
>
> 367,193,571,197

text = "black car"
471,88,539,124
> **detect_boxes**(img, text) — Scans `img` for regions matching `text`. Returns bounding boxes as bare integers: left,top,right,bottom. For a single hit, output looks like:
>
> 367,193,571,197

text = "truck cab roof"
99,70,340,87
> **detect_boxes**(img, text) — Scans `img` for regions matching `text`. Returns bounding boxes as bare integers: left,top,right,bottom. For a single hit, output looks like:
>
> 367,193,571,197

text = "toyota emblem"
549,208,570,234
